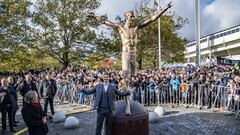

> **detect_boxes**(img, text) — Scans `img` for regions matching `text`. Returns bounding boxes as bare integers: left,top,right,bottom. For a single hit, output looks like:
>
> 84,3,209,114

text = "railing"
54,83,240,117
55,84,94,107
127,83,240,116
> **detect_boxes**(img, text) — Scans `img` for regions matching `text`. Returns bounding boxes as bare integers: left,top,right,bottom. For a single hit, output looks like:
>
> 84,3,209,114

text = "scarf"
32,101,41,109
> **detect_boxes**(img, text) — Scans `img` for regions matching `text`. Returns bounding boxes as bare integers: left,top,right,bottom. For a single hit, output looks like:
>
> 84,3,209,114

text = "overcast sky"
97,0,240,41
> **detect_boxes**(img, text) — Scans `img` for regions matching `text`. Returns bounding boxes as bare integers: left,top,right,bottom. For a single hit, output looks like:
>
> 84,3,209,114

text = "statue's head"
124,11,135,26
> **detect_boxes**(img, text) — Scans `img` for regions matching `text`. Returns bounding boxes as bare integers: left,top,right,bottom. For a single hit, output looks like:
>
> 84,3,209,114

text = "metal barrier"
55,84,94,107
54,82,240,117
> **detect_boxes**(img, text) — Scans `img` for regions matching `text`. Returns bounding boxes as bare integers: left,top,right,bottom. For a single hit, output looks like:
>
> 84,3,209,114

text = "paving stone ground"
0,100,90,135
2,103,240,135
46,104,240,135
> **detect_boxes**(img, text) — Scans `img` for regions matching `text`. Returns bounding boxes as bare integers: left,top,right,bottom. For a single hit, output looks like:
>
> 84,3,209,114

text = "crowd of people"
0,63,240,134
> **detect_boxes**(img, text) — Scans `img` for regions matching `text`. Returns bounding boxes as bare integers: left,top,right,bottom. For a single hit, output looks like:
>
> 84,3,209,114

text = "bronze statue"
87,2,172,115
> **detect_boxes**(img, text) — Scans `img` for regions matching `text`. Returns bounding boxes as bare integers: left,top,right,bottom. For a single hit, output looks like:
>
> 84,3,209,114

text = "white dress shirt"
103,83,109,93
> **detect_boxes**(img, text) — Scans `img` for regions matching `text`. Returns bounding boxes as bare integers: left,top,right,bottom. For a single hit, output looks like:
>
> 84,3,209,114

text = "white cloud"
96,0,240,41
97,0,140,20
204,0,240,29
170,0,195,40
166,0,240,41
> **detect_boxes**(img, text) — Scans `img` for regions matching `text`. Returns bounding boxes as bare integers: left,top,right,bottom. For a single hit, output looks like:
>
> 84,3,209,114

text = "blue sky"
97,0,240,41
30,0,240,41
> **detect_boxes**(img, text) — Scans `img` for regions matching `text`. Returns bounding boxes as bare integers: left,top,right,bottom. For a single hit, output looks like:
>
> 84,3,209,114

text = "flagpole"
158,0,162,69
195,0,201,67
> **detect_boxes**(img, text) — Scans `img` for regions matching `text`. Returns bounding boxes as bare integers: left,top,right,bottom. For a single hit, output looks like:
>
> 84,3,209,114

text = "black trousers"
96,111,113,135
44,98,55,115
1,106,13,130
13,110,17,122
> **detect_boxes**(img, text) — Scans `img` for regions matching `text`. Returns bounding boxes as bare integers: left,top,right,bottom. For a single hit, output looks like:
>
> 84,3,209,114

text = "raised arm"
86,12,120,28
138,2,172,29
79,84,96,95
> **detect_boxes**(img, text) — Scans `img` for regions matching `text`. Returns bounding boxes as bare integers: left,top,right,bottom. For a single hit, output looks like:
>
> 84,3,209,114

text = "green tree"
97,1,187,69
0,0,32,71
30,0,100,69
135,1,188,69
0,0,31,62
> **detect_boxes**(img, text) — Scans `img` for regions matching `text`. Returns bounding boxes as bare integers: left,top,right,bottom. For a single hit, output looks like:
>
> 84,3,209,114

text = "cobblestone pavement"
148,105,240,135
2,103,240,135
46,104,240,135
0,101,90,135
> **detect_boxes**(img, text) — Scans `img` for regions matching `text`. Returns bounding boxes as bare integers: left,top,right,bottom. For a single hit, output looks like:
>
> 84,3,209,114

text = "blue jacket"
170,78,180,91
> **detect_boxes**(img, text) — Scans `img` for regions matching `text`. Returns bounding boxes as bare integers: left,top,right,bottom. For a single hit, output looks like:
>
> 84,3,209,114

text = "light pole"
158,0,162,69
195,0,201,67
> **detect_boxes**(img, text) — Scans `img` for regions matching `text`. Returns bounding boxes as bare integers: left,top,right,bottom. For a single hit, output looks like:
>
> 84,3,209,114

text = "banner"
216,57,240,65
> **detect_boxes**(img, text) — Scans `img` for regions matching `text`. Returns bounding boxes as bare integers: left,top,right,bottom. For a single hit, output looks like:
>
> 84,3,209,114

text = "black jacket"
0,87,12,108
8,84,19,111
18,81,38,96
21,103,48,135
40,79,57,99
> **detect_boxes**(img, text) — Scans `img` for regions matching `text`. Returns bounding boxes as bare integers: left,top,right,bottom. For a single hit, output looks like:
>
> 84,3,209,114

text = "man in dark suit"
40,74,57,115
17,75,38,105
80,73,131,135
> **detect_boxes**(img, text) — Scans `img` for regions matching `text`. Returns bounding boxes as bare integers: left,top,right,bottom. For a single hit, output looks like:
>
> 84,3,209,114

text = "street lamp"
158,0,162,69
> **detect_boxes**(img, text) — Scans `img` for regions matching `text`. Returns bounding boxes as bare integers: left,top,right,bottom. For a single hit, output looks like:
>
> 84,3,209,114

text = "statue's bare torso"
86,2,171,115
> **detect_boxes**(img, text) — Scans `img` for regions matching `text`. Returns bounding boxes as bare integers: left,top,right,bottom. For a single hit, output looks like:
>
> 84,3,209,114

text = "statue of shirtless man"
87,2,171,115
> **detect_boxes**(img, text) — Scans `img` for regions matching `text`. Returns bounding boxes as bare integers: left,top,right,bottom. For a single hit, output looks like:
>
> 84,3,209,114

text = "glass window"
220,33,224,37
228,31,231,35
236,28,239,32
224,32,227,36
232,29,236,33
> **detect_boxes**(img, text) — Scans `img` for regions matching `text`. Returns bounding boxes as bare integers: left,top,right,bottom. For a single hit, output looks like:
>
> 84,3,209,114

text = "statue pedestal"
112,100,149,135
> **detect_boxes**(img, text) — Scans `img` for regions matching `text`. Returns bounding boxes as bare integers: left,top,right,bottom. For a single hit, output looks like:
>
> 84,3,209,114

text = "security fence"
54,83,240,117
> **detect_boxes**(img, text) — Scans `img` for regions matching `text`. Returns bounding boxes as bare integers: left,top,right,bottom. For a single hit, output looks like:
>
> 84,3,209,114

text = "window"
224,32,227,36
227,31,231,35
236,28,239,32
220,33,224,37
232,29,236,33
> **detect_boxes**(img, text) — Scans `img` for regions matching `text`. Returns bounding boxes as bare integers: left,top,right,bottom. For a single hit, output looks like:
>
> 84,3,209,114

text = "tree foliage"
0,0,32,71
97,1,188,69
136,1,188,69
30,0,100,68
0,0,188,71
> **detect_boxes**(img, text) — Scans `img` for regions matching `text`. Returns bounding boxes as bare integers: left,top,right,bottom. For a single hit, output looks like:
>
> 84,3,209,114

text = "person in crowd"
7,77,19,125
160,76,169,104
198,73,208,109
170,74,180,105
0,78,16,134
40,74,57,116
18,75,38,105
180,78,187,105
21,91,48,135
79,73,131,135
148,76,157,104
205,74,214,109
